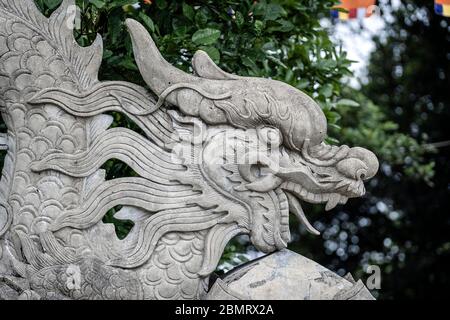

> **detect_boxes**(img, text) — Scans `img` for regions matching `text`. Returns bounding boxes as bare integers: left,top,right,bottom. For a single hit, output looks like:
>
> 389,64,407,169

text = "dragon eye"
257,126,282,148
246,162,272,181
250,163,263,179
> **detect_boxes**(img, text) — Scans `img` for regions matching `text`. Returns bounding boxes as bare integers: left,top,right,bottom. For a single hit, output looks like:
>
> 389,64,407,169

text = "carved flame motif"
0,0,378,300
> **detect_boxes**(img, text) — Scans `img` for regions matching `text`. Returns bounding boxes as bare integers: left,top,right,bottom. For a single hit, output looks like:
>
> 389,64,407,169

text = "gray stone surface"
0,0,378,300
207,249,375,300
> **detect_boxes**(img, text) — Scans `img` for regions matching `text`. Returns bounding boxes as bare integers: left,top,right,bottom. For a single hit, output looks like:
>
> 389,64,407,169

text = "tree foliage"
359,0,450,299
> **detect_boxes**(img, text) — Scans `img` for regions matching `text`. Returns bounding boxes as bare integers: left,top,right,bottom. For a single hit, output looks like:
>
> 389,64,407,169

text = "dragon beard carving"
0,1,378,300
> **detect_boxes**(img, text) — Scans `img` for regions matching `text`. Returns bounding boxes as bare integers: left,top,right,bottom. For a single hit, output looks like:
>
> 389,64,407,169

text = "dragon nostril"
356,168,368,181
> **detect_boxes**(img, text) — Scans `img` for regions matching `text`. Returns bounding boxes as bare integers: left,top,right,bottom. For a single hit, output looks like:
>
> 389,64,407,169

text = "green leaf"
119,58,138,71
267,20,294,33
327,111,342,124
267,55,288,69
108,12,122,45
155,0,167,9
317,59,337,70
44,0,61,10
296,79,310,90
103,49,113,59
107,0,137,8
265,4,285,21
173,25,187,37
319,84,333,98
235,11,245,28
139,12,155,33
328,123,341,130
325,136,340,145
254,20,264,34
284,69,294,83
182,3,195,21
336,99,360,107
90,0,105,9
242,56,259,74
199,46,220,64
195,11,208,26
192,28,221,46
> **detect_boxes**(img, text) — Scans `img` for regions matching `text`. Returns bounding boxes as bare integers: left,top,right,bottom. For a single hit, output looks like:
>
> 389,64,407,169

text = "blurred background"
1,0,448,299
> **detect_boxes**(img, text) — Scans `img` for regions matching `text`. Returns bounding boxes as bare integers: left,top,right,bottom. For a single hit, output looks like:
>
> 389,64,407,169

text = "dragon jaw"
235,163,371,252
249,148,376,238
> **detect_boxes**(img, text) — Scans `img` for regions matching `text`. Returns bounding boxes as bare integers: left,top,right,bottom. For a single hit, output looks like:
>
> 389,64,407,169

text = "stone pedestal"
207,249,375,300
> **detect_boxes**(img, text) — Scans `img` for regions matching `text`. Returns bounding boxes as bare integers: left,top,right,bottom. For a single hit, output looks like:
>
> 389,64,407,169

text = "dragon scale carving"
0,0,379,300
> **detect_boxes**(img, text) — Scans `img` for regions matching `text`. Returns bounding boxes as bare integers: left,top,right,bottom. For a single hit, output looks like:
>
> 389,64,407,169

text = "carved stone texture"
206,249,375,300
0,0,379,300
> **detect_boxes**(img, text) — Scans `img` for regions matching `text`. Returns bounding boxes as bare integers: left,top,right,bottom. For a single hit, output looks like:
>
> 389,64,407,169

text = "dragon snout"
336,147,379,181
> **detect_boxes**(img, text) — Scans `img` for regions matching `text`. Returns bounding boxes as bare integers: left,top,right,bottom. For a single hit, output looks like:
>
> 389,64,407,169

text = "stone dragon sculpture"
0,0,378,300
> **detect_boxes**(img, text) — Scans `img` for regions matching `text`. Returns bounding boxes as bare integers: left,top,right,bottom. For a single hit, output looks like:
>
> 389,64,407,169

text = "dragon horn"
125,19,196,99
125,19,232,123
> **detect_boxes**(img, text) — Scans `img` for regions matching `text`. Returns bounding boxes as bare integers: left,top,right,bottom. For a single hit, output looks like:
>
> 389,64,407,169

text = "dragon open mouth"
238,157,368,250
279,181,356,236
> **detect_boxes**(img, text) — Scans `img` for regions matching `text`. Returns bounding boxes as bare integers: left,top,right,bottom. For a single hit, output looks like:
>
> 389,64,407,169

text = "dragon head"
125,19,379,255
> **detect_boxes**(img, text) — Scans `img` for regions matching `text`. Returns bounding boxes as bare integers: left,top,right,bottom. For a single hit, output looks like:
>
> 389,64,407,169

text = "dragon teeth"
279,197,288,210
325,194,340,211
339,196,348,205
300,188,307,197
359,183,365,195
314,194,322,203
347,183,354,193
282,182,349,210
286,181,295,190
